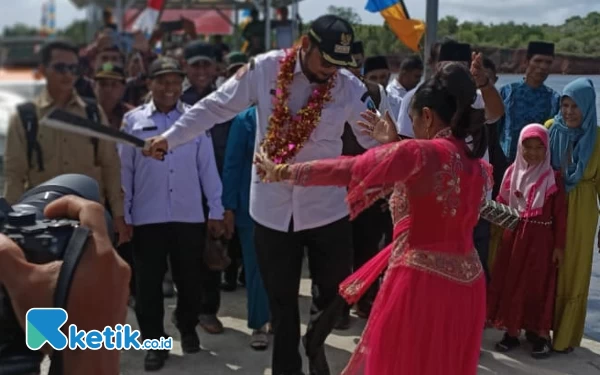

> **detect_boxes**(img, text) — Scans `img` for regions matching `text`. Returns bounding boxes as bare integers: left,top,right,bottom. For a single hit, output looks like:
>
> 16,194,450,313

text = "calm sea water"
496,74,600,117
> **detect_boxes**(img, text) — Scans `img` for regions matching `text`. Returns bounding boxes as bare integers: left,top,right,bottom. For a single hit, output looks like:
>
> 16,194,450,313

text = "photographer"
0,195,131,375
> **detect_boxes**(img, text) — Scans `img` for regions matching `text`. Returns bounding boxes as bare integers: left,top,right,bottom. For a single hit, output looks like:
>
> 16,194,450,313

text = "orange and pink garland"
260,47,337,164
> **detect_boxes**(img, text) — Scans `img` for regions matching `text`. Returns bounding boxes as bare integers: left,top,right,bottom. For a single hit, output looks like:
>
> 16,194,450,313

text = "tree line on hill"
3,7,600,57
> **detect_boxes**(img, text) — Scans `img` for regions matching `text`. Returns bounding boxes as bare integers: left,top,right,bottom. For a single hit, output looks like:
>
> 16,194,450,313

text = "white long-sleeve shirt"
162,49,381,232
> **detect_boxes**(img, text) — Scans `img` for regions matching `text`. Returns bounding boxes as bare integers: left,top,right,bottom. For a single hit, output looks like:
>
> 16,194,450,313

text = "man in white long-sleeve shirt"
143,15,381,375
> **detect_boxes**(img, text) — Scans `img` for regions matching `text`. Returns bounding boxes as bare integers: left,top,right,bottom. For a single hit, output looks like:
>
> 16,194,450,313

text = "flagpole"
264,0,272,52
424,0,438,79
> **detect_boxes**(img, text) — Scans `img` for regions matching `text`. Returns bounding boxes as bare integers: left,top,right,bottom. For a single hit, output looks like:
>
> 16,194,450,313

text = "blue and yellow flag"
366,0,425,52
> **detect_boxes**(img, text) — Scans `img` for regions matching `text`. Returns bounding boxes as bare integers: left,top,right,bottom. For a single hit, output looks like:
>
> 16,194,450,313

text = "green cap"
226,52,248,68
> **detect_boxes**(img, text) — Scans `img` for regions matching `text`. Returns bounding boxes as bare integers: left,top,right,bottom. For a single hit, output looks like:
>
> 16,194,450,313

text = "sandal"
250,330,269,351
495,333,520,352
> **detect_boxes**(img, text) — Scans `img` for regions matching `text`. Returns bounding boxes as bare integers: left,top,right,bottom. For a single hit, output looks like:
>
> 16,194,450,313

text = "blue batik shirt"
498,79,561,162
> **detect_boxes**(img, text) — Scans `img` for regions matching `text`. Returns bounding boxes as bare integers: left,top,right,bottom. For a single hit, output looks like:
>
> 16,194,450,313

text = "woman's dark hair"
410,62,488,159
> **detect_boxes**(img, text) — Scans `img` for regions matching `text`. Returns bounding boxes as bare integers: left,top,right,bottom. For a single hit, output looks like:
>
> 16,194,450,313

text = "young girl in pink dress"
487,123,567,358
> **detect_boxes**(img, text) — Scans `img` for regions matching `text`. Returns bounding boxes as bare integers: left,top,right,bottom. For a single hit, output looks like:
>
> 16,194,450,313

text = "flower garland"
260,47,337,164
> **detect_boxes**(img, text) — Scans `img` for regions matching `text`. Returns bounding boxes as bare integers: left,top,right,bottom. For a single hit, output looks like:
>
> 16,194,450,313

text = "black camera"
0,174,113,375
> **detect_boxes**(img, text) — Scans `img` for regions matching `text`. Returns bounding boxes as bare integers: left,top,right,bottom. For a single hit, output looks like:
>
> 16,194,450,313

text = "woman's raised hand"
357,110,400,144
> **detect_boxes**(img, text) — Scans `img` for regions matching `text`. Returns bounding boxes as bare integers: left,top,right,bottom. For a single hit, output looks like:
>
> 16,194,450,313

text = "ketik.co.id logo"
26,308,69,350
25,308,157,350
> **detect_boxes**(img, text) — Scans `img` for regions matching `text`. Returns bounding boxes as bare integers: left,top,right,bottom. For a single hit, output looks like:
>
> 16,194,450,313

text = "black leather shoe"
308,347,330,375
180,331,201,353
220,281,237,292
302,336,330,375
144,350,169,371
334,313,351,330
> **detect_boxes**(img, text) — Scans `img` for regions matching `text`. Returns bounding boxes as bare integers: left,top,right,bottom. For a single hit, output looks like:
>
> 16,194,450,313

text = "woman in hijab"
545,77,600,353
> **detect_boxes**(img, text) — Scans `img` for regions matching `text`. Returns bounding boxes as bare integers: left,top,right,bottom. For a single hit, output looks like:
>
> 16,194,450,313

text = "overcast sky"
1,0,600,30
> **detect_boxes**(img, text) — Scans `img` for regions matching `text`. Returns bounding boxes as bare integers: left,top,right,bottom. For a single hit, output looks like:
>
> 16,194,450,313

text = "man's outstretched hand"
0,195,131,375
142,136,169,161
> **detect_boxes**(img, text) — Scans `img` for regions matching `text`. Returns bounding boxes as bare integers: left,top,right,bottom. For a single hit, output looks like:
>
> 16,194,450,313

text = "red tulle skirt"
339,221,486,375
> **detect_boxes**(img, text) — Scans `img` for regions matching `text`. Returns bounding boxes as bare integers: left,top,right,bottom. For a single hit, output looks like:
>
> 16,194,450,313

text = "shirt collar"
37,87,86,109
145,100,186,118
391,79,405,91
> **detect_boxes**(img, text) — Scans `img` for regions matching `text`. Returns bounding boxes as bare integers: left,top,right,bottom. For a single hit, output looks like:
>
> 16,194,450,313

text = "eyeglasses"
50,63,81,76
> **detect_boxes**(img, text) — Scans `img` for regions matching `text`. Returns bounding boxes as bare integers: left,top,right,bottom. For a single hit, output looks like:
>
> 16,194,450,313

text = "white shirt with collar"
387,78,408,99
386,79,407,120
162,49,381,232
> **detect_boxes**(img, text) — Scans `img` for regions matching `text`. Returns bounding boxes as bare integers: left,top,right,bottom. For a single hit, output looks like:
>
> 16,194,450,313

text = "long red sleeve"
290,140,425,219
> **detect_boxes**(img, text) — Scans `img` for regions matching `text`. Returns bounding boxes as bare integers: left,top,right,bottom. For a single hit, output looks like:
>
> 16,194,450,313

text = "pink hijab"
497,123,557,218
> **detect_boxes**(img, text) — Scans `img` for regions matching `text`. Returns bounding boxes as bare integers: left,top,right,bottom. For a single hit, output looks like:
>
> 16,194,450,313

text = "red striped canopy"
124,9,233,35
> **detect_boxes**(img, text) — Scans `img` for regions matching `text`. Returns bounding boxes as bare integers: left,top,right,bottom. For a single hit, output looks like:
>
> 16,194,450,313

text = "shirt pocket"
311,107,344,141
130,119,160,138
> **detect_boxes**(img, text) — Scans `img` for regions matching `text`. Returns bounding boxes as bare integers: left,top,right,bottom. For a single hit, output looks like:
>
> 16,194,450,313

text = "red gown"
289,130,491,375
487,171,567,335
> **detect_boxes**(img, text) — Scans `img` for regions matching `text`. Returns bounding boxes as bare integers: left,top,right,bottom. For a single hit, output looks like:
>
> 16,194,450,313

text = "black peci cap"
527,41,555,57
184,41,216,64
148,57,185,79
438,41,472,64
308,14,356,67
363,56,389,75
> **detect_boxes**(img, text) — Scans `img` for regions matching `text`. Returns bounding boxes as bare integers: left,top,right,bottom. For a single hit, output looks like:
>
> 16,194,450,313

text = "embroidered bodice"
290,130,493,256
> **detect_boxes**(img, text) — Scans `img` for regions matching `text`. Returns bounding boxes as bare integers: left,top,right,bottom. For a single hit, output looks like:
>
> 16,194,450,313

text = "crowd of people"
0,8,598,375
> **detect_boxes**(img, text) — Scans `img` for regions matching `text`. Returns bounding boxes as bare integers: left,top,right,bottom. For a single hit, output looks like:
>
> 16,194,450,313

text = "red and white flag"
132,0,164,34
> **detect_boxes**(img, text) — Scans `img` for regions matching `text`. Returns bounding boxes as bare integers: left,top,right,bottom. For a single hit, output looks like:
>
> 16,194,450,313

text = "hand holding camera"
0,175,131,375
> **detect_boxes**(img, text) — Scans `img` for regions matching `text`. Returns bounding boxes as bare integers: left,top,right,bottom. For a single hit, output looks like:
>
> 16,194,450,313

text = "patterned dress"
289,129,492,375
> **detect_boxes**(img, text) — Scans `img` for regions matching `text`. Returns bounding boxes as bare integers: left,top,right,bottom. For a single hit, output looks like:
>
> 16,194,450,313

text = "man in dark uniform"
179,40,233,334
336,40,394,329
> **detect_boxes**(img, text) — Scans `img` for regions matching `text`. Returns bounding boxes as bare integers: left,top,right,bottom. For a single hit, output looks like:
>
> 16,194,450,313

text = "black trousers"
255,217,353,375
105,201,136,297
223,232,243,284
117,241,136,297
344,201,392,314
133,222,205,341
473,218,491,284
199,202,221,316
199,263,221,315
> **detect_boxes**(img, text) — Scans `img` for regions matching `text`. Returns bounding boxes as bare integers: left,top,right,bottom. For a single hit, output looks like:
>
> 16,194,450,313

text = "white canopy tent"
68,0,303,50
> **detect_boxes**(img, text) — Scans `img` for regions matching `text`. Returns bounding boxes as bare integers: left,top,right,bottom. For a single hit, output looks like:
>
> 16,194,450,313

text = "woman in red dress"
255,63,491,375
487,123,567,358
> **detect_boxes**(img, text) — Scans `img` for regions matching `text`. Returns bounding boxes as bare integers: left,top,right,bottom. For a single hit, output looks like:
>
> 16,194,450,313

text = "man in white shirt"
395,40,505,283
386,54,423,117
144,15,380,375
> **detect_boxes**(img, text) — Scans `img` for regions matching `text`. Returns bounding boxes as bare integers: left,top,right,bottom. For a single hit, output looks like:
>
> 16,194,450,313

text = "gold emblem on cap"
162,62,177,70
340,33,352,46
